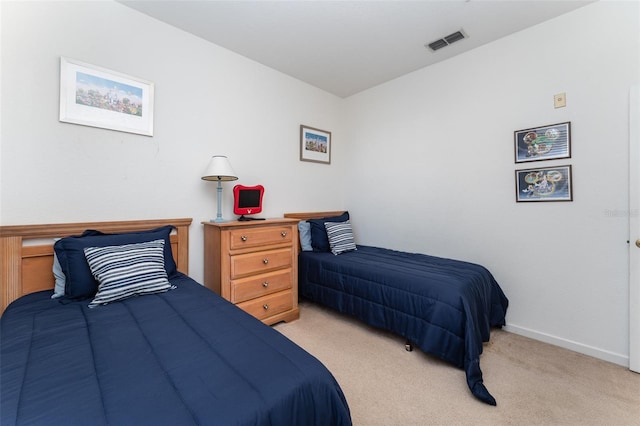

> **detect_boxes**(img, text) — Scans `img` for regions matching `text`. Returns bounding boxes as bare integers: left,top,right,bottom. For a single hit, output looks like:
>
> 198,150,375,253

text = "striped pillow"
324,220,357,255
84,239,174,308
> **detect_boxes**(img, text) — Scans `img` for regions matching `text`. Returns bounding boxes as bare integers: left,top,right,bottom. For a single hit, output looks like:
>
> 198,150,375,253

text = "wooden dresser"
202,218,300,325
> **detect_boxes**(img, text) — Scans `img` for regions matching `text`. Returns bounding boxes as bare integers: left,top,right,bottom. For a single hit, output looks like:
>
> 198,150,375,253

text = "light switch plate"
554,93,566,108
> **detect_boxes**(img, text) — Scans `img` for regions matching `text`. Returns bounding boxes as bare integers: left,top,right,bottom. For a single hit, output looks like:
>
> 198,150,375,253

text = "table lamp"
201,155,238,222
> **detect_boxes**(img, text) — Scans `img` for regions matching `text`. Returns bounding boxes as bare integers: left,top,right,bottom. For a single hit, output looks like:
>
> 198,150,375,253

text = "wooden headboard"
284,211,346,221
0,218,192,314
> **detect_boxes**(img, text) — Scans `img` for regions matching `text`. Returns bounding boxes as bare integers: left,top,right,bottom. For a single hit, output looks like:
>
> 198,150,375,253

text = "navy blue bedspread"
299,245,508,405
1,274,351,426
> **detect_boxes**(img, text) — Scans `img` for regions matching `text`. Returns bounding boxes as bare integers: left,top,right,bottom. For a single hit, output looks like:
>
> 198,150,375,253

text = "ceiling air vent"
427,39,449,51
444,31,465,44
426,29,467,52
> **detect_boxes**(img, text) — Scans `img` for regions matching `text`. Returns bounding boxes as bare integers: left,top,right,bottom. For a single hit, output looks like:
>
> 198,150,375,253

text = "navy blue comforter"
299,245,508,405
1,274,351,426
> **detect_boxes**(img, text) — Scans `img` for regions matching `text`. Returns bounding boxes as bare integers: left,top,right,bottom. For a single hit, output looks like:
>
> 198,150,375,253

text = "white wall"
2,0,638,367
343,1,639,365
0,1,346,282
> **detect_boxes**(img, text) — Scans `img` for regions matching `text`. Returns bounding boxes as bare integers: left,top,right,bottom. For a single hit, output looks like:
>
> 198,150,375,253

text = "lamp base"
210,180,228,223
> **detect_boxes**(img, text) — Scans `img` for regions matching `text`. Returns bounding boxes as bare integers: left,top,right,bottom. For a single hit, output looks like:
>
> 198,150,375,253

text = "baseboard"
503,323,629,368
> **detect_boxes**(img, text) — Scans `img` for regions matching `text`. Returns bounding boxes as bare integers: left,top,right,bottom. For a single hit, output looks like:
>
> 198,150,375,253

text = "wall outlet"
554,93,566,108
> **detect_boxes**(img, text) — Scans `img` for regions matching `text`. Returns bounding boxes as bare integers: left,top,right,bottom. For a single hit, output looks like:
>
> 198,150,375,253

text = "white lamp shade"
201,155,238,181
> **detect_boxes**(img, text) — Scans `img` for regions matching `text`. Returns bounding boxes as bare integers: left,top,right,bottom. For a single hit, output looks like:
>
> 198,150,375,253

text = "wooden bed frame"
0,218,192,314
283,211,346,221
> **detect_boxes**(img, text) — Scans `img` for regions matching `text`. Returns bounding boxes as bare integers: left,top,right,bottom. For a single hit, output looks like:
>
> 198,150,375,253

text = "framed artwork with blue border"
514,122,571,163
515,165,573,202
59,57,154,136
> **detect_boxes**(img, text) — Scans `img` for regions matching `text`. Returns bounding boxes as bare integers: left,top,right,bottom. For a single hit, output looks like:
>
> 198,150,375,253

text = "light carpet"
274,302,640,426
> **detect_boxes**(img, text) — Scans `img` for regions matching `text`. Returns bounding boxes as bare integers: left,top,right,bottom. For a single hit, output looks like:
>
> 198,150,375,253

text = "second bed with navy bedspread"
298,245,509,405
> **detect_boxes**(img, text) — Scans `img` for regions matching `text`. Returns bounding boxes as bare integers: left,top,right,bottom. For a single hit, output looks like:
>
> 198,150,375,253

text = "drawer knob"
263,258,269,264
241,235,248,242
262,281,269,287
281,231,287,237
263,304,269,310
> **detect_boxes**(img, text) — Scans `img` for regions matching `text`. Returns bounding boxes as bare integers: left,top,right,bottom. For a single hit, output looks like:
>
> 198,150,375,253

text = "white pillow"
324,220,357,255
84,239,174,308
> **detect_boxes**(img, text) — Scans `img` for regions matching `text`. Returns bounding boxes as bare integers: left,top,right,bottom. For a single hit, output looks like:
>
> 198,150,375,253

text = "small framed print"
59,57,154,136
515,165,573,202
514,122,571,163
300,125,331,164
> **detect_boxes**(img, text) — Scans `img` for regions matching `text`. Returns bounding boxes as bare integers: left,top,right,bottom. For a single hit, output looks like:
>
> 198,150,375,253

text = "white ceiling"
120,0,594,98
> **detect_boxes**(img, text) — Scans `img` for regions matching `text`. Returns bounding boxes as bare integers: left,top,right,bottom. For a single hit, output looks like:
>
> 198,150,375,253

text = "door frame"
630,85,639,373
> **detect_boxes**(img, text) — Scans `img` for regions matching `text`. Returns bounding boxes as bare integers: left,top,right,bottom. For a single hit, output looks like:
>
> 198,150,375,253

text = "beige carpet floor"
274,302,640,426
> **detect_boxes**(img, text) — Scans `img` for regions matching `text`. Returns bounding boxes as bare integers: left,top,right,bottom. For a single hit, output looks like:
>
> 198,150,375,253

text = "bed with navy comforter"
1,274,351,425
299,245,509,405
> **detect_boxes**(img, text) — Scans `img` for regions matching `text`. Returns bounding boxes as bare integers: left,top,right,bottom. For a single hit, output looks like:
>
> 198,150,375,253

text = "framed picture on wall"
300,125,331,164
59,57,154,136
515,165,573,202
514,122,571,163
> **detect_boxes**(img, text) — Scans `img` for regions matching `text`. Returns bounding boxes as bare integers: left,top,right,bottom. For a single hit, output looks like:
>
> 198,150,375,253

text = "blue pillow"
298,221,313,251
308,212,349,252
54,225,177,300
52,230,103,299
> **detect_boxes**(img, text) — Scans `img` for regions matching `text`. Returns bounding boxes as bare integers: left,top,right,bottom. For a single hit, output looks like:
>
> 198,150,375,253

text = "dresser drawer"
230,270,292,303
237,290,293,321
230,248,292,279
229,226,293,250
